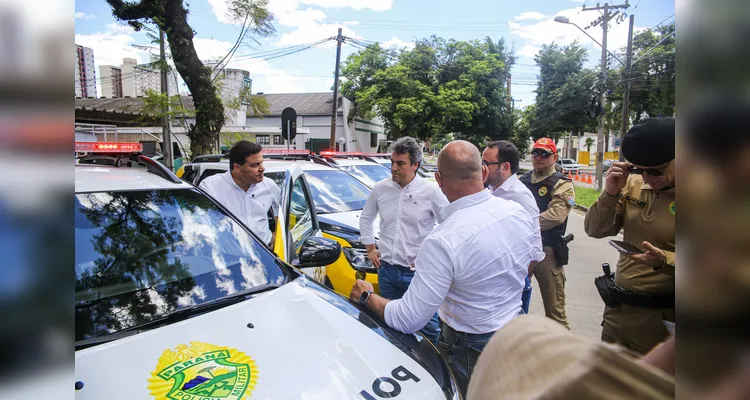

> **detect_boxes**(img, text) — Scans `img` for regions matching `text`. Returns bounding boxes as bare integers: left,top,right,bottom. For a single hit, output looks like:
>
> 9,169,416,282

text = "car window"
304,170,371,214
75,189,284,342
340,164,390,187
288,177,316,255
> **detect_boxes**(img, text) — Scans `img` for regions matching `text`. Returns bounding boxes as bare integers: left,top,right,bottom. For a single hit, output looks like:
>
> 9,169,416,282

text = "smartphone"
608,239,644,255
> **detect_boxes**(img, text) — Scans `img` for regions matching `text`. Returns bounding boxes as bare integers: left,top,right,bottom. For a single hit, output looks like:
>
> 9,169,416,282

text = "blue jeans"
378,261,441,346
521,275,532,314
437,322,496,397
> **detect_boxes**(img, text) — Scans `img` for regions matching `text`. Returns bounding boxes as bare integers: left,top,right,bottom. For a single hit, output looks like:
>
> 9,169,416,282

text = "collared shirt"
199,172,281,244
384,190,544,335
490,174,545,261
359,175,448,267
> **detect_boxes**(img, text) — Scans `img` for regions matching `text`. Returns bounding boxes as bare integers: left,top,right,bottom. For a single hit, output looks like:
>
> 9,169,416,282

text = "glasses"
628,166,665,176
530,150,553,159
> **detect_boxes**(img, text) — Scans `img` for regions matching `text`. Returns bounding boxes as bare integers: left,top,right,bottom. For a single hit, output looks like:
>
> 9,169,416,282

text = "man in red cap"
520,138,575,328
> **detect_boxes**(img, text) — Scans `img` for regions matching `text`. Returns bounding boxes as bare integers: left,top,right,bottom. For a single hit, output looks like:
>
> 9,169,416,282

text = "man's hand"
350,279,375,304
626,241,666,267
366,244,381,268
605,162,631,197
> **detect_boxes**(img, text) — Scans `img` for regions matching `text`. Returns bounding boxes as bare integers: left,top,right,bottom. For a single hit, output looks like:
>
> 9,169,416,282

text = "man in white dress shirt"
359,136,448,346
199,141,281,246
351,140,543,396
482,140,544,313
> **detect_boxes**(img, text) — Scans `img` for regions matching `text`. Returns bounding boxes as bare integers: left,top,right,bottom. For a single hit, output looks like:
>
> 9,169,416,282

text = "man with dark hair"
520,138,575,329
199,140,281,246
359,136,448,346
585,117,675,355
483,141,544,314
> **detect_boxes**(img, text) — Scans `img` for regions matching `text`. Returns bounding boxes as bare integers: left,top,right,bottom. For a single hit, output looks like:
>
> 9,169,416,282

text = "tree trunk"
106,0,224,157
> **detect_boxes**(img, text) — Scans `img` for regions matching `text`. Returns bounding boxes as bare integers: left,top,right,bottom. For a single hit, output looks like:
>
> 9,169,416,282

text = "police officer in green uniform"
584,117,675,355
520,138,575,328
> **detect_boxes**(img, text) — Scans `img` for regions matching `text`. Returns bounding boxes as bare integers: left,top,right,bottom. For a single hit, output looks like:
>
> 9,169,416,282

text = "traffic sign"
281,107,297,142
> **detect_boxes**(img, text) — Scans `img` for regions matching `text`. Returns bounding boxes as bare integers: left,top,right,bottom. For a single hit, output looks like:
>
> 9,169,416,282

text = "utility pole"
619,14,635,161
583,1,629,191
330,28,344,150
159,27,173,170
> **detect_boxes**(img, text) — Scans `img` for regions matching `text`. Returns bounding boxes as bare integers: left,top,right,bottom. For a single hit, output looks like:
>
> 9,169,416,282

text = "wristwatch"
359,290,374,306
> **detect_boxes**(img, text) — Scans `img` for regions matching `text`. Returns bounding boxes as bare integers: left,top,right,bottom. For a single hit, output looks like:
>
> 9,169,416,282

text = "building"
100,58,178,98
99,65,123,98
75,45,97,98
240,92,387,153
214,68,252,127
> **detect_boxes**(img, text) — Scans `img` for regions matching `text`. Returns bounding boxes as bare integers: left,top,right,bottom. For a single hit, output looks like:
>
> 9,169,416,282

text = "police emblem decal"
538,187,548,196
669,201,676,215
567,195,575,207
148,342,257,400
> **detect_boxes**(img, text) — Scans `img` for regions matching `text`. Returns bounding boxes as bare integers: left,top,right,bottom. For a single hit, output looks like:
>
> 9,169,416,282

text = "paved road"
527,208,622,340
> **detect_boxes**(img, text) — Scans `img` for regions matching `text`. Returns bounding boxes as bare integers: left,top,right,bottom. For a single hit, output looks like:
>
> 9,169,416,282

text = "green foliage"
530,42,597,138
340,36,515,144
585,137,595,152
138,89,195,121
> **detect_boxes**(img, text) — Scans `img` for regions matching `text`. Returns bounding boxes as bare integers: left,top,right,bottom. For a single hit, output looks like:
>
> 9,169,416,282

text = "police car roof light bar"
262,149,310,155
75,142,143,153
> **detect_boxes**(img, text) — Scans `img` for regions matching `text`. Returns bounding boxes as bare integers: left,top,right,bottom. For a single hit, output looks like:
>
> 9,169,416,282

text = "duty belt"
614,285,675,309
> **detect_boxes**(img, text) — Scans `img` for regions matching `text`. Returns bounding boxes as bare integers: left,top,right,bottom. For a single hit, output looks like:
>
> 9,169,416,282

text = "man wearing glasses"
519,138,575,329
482,141,544,314
584,117,675,355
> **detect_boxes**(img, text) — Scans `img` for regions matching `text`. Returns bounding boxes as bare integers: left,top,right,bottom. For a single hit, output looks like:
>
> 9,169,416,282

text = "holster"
543,234,570,267
595,272,621,308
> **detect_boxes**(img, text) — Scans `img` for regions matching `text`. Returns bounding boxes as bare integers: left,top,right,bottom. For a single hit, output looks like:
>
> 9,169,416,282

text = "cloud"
510,7,642,61
382,37,414,50
518,43,539,58
276,22,360,47
75,12,96,20
208,0,392,25
514,11,546,21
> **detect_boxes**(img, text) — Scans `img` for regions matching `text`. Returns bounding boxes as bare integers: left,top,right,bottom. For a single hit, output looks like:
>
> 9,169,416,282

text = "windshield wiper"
75,283,282,350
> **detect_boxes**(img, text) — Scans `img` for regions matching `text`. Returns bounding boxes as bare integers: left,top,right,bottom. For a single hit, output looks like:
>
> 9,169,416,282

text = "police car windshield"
339,164,390,188
302,170,371,214
74,188,284,342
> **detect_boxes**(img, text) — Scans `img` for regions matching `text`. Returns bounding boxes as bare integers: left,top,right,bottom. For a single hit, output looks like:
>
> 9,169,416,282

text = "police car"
319,151,392,188
178,150,383,296
74,143,459,399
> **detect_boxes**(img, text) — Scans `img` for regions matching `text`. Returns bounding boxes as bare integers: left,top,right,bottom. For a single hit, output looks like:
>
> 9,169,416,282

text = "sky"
74,0,676,108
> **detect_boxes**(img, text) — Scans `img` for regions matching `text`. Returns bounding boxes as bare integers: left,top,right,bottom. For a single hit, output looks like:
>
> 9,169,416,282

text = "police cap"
621,117,675,167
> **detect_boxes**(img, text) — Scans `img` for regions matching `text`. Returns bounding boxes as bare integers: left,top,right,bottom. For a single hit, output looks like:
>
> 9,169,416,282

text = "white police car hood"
75,277,444,399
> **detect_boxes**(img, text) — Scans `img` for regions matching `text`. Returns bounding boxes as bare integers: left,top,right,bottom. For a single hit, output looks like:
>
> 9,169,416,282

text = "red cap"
532,137,557,154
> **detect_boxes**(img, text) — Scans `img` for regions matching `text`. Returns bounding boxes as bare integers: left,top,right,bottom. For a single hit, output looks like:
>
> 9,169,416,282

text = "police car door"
273,165,327,283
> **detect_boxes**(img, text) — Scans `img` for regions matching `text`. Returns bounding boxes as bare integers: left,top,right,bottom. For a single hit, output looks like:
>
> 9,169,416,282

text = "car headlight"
342,247,377,273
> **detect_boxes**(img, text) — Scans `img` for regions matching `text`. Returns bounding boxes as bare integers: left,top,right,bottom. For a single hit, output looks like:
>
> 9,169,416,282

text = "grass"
574,185,601,209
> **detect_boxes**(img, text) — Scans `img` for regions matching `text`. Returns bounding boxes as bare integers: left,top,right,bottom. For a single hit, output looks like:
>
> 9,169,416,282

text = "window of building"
273,135,282,145
370,133,378,148
256,135,270,145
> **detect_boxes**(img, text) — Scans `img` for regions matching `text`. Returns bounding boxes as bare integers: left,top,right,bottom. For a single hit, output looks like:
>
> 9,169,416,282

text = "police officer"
584,117,675,355
520,138,575,328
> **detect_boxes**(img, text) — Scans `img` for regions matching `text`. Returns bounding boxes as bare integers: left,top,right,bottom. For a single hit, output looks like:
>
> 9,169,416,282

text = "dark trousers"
378,261,441,346
437,322,495,397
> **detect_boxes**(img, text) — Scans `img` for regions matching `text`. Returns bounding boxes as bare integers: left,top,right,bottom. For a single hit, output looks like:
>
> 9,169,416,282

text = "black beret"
621,117,675,167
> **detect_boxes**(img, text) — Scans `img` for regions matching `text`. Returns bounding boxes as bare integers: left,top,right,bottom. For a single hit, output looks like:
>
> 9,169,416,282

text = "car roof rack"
75,142,182,184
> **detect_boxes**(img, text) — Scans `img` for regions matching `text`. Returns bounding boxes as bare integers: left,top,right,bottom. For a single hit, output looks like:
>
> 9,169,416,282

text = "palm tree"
585,137,595,153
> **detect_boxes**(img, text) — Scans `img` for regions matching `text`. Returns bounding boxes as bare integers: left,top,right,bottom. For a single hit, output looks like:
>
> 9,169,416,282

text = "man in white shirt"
359,136,449,346
483,140,544,314
199,141,281,246
351,140,543,396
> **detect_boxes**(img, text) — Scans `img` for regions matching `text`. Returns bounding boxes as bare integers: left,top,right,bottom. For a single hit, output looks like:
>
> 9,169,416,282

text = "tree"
340,36,515,144
105,0,274,157
531,42,597,139
585,137,595,152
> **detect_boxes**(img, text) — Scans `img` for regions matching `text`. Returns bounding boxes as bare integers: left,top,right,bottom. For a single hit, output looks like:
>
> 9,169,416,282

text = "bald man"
350,140,544,396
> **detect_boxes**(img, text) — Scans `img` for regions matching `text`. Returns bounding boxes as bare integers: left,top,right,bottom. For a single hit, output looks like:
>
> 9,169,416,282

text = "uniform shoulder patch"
566,195,575,207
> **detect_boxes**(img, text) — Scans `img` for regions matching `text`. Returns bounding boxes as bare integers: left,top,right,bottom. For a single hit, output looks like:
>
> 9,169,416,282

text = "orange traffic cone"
574,171,581,181
586,173,593,184
567,171,573,180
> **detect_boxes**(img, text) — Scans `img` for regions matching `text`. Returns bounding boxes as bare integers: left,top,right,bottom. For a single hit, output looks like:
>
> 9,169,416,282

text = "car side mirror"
295,237,342,268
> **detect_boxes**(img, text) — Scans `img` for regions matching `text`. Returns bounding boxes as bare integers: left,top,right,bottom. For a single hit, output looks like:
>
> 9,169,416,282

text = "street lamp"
553,16,624,66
